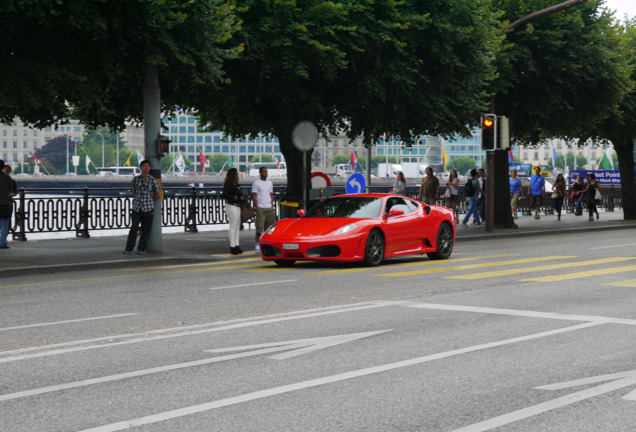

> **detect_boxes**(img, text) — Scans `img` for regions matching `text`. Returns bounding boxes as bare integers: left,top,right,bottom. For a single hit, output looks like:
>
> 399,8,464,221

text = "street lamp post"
66,135,69,174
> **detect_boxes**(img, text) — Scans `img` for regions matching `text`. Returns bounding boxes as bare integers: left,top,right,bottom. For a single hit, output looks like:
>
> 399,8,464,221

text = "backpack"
464,179,475,197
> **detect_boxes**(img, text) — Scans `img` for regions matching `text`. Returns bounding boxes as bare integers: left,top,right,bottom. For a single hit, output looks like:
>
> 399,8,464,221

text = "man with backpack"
461,169,484,227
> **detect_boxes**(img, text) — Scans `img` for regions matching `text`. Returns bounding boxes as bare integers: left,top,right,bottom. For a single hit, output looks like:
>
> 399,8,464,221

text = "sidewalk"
1,210,634,277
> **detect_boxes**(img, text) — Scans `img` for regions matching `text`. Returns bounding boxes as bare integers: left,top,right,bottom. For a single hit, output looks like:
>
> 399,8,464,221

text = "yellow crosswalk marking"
127,257,263,271
445,257,636,280
375,256,574,277
604,279,636,287
306,254,518,275
523,264,636,282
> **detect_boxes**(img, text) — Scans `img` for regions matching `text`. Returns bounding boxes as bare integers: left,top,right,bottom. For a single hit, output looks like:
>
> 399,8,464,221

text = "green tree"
36,136,79,174
208,154,231,173
249,154,274,163
195,0,503,200
489,0,629,226
589,19,636,217
331,154,351,166
0,0,240,128
448,156,478,175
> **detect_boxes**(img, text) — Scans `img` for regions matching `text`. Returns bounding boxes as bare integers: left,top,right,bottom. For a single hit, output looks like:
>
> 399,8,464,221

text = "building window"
23,142,27,149
13,130,17,136
2,141,6,148
534,152,539,161
13,141,17,148
33,130,37,136
2,130,6,136
188,126,195,134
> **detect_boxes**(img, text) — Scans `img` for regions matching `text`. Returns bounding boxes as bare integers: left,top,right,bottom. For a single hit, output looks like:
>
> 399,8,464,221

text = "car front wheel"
427,222,454,260
363,229,385,266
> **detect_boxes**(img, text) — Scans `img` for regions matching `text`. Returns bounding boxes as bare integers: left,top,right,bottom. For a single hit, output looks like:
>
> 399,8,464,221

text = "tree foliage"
195,0,503,198
36,136,79,174
0,0,241,129
448,157,478,175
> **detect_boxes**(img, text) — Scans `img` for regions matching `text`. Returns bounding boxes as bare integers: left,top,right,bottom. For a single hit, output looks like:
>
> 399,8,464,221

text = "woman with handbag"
570,175,585,216
222,168,244,255
551,173,566,221
445,169,459,219
582,173,601,221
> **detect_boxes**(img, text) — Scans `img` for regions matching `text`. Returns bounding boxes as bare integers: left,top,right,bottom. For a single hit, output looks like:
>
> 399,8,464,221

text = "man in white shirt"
252,167,276,252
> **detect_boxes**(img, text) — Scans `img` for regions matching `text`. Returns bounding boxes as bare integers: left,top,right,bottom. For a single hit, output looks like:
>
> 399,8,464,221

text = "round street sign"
292,121,319,152
311,171,331,189
346,173,366,194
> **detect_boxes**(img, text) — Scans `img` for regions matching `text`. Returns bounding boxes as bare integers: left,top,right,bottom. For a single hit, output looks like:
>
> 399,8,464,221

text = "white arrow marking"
0,331,389,402
349,178,361,193
452,369,636,432
205,330,390,360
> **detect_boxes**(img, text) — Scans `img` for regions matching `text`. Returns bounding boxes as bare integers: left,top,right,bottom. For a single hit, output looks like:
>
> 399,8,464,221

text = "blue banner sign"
568,170,631,185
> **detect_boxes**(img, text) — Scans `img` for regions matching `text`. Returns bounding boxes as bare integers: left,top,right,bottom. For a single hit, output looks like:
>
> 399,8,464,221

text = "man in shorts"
529,166,545,219
252,167,276,253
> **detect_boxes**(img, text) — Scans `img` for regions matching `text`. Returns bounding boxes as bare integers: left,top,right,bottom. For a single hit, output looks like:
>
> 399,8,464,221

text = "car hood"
274,218,368,238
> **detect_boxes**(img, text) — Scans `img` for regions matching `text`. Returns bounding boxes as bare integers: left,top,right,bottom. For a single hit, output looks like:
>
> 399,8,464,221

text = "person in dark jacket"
223,168,244,255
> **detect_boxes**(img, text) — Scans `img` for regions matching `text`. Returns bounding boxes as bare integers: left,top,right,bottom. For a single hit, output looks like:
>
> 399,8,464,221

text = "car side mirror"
385,209,404,219
297,209,306,217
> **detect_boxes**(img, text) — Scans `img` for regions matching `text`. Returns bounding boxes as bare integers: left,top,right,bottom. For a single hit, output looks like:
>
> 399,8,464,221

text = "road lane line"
307,254,520,275
0,301,401,363
127,257,263,271
445,257,636,280
523,264,636,282
0,313,138,332
209,280,298,290
79,321,602,432
604,278,636,287
589,243,636,250
375,256,574,277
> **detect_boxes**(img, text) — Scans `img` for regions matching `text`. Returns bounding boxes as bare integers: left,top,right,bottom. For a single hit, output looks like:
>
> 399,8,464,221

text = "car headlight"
332,223,358,235
266,223,277,235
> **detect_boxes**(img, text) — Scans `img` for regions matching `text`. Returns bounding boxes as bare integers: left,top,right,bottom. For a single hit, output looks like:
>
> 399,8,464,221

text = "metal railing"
8,185,623,240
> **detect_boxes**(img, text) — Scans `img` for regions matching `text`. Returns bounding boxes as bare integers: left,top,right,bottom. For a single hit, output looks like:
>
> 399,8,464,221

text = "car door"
383,197,422,254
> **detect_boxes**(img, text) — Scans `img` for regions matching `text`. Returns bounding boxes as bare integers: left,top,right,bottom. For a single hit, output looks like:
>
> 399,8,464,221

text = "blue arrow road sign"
346,173,366,194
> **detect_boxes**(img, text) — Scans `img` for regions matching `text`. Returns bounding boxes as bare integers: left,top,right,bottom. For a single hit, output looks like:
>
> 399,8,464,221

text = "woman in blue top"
509,169,524,219
392,171,406,195
529,166,545,219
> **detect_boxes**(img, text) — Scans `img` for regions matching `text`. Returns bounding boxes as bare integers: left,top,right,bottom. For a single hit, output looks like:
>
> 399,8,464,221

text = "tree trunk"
493,149,516,228
612,138,636,220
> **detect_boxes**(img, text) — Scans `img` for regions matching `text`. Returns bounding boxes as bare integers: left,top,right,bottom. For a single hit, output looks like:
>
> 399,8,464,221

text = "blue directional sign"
346,173,366,194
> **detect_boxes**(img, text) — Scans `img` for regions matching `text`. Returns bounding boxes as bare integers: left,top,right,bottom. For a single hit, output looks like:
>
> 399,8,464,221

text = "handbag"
240,200,255,223
594,189,602,202
551,191,558,199
444,188,451,198
569,191,575,201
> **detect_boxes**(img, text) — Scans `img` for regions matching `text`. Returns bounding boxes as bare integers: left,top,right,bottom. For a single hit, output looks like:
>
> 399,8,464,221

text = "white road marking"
589,243,636,250
404,302,636,326
0,331,389,402
0,313,138,332
453,370,636,432
0,301,401,363
209,279,298,290
79,321,601,432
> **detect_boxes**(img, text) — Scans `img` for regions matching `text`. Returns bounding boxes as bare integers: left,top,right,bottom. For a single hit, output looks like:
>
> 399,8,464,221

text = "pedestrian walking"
0,160,13,249
509,169,524,219
529,166,545,219
477,168,486,221
252,166,276,253
123,160,160,255
392,171,406,195
417,167,439,205
552,173,566,221
583,173,601,221
445,168,459,218
223,167,245,255
570,175,585,216
461,169,483,227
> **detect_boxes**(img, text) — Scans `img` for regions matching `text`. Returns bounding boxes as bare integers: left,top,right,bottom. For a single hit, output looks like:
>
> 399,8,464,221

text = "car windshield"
305,197,383,219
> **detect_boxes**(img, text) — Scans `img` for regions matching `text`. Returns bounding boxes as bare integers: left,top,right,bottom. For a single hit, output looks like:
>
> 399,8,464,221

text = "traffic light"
157,135,171,157
480,114,496,150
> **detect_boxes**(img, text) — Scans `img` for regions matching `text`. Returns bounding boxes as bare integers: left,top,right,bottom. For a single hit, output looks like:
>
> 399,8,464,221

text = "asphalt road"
1,228,635,431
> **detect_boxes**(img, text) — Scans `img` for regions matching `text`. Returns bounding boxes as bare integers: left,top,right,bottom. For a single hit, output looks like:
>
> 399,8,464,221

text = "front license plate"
283,243,299,250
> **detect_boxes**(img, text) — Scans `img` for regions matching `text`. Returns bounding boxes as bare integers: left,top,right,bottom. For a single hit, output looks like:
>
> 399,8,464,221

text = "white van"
96,167,141,177
247,161,287,178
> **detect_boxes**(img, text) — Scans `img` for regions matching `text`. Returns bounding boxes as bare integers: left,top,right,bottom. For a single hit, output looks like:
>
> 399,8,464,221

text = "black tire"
427,222,454,260
363,229,385,266
274,260,296,267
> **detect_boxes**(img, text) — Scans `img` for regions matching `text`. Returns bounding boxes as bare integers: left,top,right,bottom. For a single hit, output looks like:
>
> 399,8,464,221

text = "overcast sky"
603,0,636,19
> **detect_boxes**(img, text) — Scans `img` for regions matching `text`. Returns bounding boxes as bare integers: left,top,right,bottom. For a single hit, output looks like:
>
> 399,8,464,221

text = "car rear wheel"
363,229,385,266
274,260,296,267
427,222,454,260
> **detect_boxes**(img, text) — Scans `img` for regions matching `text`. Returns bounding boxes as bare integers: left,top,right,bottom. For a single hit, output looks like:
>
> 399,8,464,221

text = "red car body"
259,194,455,266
